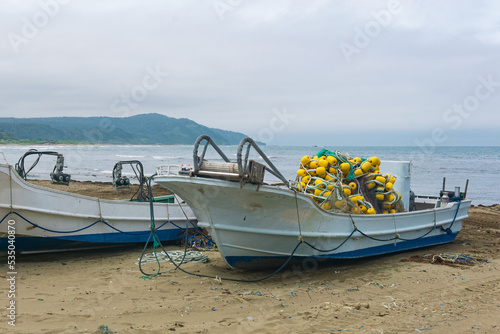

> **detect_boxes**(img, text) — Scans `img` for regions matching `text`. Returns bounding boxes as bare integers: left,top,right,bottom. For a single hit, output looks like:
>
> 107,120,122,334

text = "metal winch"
15,149,71,185
50,154,71,185
195,160,266,184
112,162,131,189
189,135,288,187
112,160,148,201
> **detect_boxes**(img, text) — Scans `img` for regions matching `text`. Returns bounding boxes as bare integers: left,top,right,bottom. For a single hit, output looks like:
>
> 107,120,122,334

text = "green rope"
138,174,162,279
314,148,356,180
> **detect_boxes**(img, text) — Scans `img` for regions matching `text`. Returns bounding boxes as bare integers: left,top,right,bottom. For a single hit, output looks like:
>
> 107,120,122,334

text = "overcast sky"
1,1,499,146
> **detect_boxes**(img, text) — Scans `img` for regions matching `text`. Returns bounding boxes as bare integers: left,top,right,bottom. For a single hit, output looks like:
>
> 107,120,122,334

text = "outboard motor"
409,189,415,211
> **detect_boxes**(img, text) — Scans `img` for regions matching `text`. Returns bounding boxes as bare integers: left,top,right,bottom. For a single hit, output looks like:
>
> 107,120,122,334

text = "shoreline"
0,143,195,147
2,143,500,148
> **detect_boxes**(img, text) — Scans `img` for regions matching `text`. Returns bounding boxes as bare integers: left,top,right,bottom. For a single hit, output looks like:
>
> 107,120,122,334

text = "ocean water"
1,145,498,205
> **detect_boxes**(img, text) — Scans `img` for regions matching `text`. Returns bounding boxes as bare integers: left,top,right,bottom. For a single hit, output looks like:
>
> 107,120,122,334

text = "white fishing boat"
154,135,472,270
0,156,196,253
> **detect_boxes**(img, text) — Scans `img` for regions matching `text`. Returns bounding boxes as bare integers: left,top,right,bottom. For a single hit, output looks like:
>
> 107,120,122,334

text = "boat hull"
0,163,197,253
154,175,471,269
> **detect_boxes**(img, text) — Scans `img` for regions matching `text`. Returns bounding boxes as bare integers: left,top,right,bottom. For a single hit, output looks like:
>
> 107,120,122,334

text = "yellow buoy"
314,179,326,188
309,160,319,169
349,182,357,191
367,182,376,190
302,175,311,184
354,168,363,178
335,200,345,209
300,155,311,166
385,182,393,191
353,157,362,164
376,193,385,201
297,169,307,177
318,159,329,168
316,166,327,177
340,162,351,175
327,184,334,191
368,156,381,167
325,174,333,181
343,187,351,196
359,205,367,213
321,202,332,210
389,176,396,184
327,156,337,165
385,193,395,202
309,170,317,176
382,210,389,214
361,161,372,173
329,167,338,174
389,209,396,214
375,176,386,184
366,208,376,214
314,188,323,196
323,191,332,197
351,207,360,214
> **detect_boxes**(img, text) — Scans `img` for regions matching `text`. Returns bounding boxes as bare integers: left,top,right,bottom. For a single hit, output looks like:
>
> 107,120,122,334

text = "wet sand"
1,181,499,333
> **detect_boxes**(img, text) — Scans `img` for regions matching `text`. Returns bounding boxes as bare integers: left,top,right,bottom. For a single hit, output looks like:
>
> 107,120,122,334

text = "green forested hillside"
0,113,249,145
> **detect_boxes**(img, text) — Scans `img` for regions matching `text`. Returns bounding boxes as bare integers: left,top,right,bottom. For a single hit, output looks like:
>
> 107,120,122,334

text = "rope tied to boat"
8,167,13,214
97,198,103,223
439,198,462,235
3,210,179,234
293,189,304,243
348,214,358,231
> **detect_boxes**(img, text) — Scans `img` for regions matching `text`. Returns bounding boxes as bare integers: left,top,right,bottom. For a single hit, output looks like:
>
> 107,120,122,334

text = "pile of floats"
294,149,404,214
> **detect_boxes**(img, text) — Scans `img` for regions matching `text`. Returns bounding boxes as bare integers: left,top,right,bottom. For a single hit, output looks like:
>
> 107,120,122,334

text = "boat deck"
27,179,173,201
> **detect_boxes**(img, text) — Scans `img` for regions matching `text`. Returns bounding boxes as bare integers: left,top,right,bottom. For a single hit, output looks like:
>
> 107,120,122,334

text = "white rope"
432,253,459,263
97,198,103,223
136,250,208,265
9,166,13,213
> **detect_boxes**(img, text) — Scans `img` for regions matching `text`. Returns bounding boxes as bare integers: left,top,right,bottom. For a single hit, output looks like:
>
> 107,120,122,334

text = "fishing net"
293,149,405,215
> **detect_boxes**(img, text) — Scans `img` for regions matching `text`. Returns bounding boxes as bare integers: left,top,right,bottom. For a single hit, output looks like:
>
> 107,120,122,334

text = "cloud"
0,0,499,145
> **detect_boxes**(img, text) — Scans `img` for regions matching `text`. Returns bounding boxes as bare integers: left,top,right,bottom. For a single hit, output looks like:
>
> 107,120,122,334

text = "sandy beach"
1,181,499,334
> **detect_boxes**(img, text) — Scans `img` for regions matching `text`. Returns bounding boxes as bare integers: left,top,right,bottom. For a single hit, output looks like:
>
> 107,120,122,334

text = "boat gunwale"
153,174,472,219
1,163,179,206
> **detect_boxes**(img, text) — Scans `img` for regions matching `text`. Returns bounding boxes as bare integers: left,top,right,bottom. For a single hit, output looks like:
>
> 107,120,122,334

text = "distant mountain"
0,113,251,145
